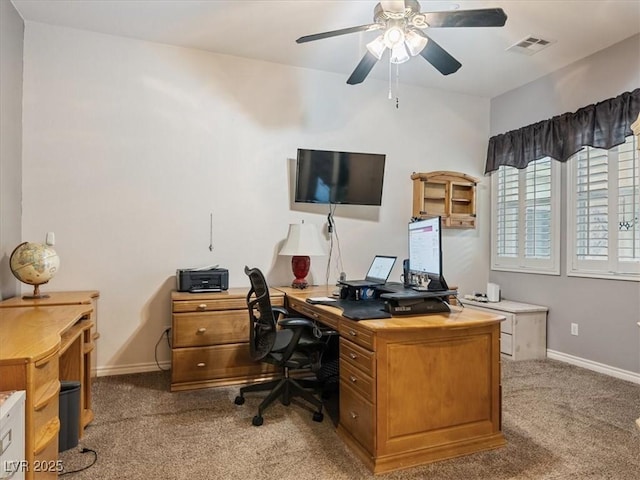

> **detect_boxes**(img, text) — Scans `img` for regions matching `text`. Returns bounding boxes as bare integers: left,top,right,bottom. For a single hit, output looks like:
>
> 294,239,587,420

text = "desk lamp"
279,222,327,289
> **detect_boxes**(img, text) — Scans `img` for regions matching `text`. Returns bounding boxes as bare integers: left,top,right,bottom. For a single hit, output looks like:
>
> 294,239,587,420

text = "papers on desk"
306,297,337,304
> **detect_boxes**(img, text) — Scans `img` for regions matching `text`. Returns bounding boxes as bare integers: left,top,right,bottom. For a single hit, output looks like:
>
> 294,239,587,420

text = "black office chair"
234,266,329,426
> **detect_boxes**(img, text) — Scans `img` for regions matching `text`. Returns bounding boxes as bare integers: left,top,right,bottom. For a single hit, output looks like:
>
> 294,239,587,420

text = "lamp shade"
278,223,327,257
279,223,326,288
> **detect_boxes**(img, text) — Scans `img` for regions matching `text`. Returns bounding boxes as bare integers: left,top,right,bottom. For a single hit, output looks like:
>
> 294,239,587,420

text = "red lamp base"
291,255,310,289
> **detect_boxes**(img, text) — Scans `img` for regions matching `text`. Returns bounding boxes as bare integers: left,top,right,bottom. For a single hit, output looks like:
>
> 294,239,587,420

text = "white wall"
0,0,23,301
489,34,640,375
21,22,491,374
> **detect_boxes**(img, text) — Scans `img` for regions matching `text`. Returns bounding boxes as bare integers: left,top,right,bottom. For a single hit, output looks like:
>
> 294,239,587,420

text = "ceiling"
11,0,640,98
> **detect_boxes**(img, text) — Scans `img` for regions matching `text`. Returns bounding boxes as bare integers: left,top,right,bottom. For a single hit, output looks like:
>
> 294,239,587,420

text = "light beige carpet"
60,359,640,479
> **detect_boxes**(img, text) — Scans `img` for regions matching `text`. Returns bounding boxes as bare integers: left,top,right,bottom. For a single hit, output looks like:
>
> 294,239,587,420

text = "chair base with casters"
235,266,330,426
234,366,324,426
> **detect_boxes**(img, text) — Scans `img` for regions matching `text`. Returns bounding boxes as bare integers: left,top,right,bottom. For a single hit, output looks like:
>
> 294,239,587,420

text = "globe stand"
23,283,50,300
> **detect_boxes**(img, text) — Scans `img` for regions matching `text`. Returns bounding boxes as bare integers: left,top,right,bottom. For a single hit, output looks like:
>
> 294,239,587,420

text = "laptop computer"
340,255,397,288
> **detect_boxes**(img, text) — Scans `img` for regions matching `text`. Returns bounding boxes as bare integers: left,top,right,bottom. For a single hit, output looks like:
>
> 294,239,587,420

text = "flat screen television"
294,148,386,206
408,216,449,291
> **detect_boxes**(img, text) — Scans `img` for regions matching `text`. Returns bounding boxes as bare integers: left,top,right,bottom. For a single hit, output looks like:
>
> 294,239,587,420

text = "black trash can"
58,380,81,452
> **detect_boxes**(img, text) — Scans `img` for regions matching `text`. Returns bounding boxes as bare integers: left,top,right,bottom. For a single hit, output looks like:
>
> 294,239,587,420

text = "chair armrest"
319,328,339,336
272,306,289,318
278,317,316,329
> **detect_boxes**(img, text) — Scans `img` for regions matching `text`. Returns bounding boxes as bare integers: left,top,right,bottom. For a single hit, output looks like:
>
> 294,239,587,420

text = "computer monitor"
408,216,449,291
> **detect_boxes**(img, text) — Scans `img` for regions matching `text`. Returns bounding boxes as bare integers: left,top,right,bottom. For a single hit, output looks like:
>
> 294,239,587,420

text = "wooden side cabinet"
170,289,283,392
461,299,548,360
411,171,478,228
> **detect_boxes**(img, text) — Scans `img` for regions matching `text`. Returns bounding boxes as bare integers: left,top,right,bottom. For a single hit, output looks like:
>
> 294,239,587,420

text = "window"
491,158,560,274
567,136,640,280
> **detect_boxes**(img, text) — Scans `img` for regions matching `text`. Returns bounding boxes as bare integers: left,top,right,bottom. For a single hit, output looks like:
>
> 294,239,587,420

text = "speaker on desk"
402,259,410,288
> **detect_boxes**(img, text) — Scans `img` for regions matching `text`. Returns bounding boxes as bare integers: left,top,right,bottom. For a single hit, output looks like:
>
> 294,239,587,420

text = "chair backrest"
244,266,277,361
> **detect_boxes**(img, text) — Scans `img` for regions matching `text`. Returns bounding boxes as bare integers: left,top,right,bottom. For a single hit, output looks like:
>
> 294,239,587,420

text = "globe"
9,241,60,298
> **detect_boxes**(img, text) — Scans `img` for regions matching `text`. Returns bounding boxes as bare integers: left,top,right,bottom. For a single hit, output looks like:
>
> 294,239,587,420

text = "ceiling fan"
296,0,507,85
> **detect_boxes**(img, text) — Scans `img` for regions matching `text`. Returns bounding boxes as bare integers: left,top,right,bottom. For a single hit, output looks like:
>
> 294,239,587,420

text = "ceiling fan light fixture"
383,25,405,49
366,35,386,60
390,43,410,64
405,30,428,56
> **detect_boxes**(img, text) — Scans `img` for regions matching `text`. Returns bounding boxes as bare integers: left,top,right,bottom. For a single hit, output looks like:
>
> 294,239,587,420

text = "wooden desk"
0,300,96,479
0,291,100,378
279,286,506,474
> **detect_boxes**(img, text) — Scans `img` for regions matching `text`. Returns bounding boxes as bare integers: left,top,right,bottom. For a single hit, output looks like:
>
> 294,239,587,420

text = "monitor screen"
294,149,386,206
408,216,448,291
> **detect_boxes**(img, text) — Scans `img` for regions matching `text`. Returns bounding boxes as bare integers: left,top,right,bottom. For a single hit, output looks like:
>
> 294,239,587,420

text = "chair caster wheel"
252,415,264,426
234,396,245,405
312,411,324,423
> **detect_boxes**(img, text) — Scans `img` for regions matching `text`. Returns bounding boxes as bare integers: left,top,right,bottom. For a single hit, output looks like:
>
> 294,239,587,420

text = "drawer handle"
349,375,358,383
350,411,358,420
196,328,207,334
197,304,207,310
348,330,357,336
196,362,206,368
349,353,358,360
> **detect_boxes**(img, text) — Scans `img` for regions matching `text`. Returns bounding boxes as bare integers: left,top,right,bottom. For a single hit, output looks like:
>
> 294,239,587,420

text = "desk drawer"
340,320,374,351
500,313,515,334
172,311,248,347
34,352,58,387
340,339,375,376
173,298,246,312
287,298,339,330
171,344,274,383
340,382,375,455
33,391,59,449
173,294,284,313
34,436,60,479
341,359,374,401
500,332,513,356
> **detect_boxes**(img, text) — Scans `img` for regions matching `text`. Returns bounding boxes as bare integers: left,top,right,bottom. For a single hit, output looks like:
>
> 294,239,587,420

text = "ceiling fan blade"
347,51,379,85
422,8,507,28
296,23,381,44
419,35,461,75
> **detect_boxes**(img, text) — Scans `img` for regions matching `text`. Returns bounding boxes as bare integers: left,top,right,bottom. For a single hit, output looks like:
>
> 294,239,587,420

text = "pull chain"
209,213,214,251
388,57,393,100
387,59,400,108
395,63,400,109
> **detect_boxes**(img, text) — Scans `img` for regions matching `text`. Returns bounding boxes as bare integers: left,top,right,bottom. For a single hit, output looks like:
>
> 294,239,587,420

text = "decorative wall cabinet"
411,171,478,228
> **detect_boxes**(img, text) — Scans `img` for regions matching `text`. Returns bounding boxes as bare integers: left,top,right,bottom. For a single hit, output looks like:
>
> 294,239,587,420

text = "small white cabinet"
461,299,548,360
1,391,26,480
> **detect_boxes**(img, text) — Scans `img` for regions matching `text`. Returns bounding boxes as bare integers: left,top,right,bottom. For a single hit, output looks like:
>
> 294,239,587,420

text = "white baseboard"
95,361,170,377
547,349,640,385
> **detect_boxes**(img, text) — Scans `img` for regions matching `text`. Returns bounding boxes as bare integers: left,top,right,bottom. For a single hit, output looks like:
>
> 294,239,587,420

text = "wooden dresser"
282,286,505,474
170,289,282,392
0,301,96,480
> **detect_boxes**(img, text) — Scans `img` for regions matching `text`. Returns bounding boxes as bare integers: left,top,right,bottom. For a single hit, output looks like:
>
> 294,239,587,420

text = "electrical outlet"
571,323,579,336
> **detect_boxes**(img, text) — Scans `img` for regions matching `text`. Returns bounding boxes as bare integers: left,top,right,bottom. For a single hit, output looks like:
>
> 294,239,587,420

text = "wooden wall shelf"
411,171,478,228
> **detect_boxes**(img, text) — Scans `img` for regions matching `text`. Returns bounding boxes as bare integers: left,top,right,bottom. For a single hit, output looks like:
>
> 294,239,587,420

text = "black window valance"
485,88,640,174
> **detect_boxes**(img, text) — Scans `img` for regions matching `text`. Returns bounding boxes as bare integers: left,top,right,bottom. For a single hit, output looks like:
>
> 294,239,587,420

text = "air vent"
507,35,555,55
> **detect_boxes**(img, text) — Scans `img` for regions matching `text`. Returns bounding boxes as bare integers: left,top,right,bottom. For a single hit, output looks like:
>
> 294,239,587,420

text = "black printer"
176,267,229,293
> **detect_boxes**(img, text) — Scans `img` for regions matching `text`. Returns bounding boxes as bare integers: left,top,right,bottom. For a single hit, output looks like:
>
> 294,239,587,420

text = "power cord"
59,447,97,476
155,327,171,371
325,203,344,287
